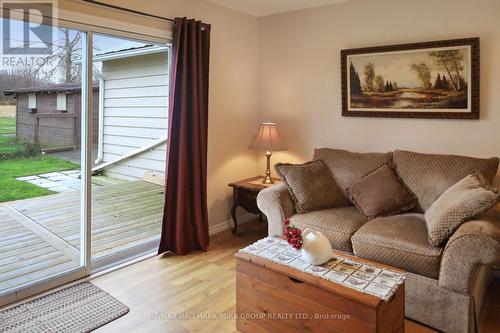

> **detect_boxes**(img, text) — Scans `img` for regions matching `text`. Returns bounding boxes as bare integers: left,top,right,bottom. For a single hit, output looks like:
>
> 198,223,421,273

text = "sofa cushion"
275,160,349,213
290,206,365,253
393,150,499,212
425,173,499,246
351,214,443,279
347,164,418,220
313,148,393,200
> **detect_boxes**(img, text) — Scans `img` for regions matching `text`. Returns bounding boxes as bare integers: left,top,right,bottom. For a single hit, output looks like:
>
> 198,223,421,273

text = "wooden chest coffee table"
235,246,405,333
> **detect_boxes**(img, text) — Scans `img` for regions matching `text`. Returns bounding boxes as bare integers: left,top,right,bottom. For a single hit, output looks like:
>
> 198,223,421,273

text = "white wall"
101,52,168,181
103,0,260,228
258,0,500,184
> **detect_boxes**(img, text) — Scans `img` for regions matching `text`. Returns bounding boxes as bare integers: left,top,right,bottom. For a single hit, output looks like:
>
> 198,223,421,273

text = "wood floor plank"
86,221,500,333
2,220,498,332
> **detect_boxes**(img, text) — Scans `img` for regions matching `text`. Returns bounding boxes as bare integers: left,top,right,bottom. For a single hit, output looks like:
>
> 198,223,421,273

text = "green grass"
0,116,15,135
0,155,79,203
0,137,30,157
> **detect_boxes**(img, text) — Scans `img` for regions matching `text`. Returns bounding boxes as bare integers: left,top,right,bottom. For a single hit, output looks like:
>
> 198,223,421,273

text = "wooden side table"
228,176,280,233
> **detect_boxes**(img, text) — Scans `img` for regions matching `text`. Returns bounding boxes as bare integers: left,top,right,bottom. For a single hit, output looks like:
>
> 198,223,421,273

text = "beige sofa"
257,148,500,333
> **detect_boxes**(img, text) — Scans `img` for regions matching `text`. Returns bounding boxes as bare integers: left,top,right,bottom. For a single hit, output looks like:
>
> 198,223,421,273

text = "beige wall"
102,0,260,228
258,0,500,183
95,0,500,229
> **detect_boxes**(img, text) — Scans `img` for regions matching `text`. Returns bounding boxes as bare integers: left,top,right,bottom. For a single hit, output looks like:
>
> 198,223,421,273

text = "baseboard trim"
209,213,256,235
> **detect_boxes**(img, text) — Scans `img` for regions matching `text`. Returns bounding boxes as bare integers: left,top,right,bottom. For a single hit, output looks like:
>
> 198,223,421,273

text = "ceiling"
205,0,349,17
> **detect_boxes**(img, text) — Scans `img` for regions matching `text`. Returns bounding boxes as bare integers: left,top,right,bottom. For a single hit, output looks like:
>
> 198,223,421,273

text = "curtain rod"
83,0,175,23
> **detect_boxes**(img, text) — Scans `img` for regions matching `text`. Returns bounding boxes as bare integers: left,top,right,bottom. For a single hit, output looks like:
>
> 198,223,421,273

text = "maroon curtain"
158,18,211,255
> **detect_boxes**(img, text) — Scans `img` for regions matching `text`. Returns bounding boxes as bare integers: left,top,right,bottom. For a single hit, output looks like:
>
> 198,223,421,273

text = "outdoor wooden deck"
0,181,164,294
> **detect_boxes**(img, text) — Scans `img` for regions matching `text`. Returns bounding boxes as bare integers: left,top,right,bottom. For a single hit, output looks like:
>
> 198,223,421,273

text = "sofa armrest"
257,183,295,236
439,203,500,294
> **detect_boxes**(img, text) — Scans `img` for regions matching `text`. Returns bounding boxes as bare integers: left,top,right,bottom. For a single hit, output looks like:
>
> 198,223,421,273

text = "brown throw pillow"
425,173,499,247
275,160,349,213
347,164,418,220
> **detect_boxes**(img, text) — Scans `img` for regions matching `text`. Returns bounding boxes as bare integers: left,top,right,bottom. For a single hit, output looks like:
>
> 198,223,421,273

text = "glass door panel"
0,14,89,305
90,33,168,269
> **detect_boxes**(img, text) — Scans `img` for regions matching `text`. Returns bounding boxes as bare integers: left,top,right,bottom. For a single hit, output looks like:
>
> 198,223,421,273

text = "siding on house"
101,52,168,181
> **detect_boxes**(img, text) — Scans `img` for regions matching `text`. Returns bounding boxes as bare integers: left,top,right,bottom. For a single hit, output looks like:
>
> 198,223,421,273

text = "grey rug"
0,282,129,333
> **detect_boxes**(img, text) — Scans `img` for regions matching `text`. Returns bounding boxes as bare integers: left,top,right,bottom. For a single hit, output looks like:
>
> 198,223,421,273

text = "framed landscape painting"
341,38,479,119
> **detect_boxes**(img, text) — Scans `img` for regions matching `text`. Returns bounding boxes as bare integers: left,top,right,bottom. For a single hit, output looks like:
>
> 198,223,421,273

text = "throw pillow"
425,173,499,247
346,164,418,220
275,160,349,213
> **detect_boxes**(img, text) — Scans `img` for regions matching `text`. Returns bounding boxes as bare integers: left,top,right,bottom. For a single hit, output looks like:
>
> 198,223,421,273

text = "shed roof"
4,82,99,96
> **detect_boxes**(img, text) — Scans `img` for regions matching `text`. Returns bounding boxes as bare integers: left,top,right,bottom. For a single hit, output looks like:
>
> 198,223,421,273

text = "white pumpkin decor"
300,228,333,265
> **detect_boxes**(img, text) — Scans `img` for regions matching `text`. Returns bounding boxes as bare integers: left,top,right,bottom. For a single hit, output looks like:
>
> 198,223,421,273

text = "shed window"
57,93,67,111
28,93,37,109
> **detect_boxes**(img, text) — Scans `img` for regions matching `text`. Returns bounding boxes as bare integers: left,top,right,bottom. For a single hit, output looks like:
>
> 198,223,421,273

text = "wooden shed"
4,82,99,150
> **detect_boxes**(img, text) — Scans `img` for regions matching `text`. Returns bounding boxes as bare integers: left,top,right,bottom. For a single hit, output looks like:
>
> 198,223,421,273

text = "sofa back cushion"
313,148,393,200
393,150,499,212
425,173,499,247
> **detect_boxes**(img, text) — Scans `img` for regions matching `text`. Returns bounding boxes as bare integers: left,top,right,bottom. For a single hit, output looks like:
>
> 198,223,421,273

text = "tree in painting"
429,50,465,91
374,75,385,92
410,63,432,90
363,63,375,92
349,62,362,96
434,73,442,89
348,46,469,110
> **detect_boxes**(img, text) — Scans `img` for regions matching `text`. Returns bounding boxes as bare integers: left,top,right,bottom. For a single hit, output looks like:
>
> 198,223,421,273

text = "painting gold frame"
341,38,479,119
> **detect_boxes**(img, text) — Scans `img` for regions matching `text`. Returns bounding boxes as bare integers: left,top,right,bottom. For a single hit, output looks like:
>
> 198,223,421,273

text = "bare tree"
27,28,82,83
429,50,465,91
363,63,375,92
0,68,47,102
411,63,432,90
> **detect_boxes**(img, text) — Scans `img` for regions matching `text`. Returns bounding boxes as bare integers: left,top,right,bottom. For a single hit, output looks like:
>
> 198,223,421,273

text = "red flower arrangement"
283,218,303,249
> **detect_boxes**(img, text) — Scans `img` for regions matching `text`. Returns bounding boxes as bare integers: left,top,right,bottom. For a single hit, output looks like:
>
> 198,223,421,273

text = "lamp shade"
249,122,287,151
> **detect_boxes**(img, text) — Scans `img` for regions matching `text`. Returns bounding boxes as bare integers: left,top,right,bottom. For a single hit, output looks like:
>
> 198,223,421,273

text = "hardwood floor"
89,220,500,333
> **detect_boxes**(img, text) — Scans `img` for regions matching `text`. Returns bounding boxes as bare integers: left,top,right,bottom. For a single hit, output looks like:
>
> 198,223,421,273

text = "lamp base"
262,150,274,184
263,174,274,184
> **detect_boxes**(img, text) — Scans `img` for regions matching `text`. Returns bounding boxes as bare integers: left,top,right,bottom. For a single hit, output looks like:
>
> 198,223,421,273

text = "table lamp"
249,122,287,184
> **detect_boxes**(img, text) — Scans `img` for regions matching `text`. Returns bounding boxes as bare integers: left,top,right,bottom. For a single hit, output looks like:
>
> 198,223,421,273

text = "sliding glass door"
0,15,90,305
0,6,169,306
90,33,169,270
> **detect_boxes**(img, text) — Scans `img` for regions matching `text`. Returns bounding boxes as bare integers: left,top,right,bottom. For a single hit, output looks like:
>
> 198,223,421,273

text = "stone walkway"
16,171,128,193
16,170,83,193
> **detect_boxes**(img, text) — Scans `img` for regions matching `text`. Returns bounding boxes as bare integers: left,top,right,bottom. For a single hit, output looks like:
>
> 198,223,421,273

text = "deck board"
1,180,164,295
0,207,79,294
9,181,164,258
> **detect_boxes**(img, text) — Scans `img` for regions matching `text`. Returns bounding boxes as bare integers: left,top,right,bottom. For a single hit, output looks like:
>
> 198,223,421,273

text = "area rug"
0,282,129,333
